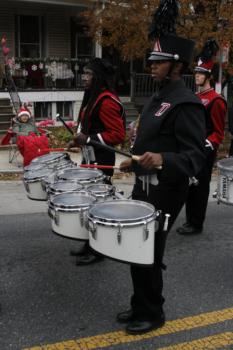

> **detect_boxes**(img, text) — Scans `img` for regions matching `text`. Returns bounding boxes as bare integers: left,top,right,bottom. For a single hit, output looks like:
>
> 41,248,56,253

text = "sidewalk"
0,149,218,216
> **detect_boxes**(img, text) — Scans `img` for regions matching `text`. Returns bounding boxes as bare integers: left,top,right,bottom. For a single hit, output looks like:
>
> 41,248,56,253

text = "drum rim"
87,199,156,223
56,167,104,181
86,183,115,196
31,152,68,163
48,180,84,194
23,169,54,182
49,191,97,210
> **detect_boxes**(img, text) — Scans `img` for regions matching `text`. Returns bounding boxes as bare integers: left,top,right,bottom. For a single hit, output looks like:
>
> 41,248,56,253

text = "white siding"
0,1,85,59
46,8,71,57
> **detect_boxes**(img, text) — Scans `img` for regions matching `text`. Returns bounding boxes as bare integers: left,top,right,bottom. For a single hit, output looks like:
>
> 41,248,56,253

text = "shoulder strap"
91,91,126,128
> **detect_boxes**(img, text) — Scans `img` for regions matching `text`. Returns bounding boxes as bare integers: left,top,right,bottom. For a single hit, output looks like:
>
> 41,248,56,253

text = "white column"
51,102,57,120
95,41,102,58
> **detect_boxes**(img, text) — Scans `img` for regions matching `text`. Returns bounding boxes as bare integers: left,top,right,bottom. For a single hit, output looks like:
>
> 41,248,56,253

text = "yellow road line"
22,307,233,350
158,332,233,350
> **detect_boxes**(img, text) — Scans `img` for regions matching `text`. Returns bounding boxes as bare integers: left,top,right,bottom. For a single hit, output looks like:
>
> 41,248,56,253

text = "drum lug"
90,221,97,240
23,180,30,193
80,210,84,227
143,221,149,241
117,225,122,245
54,209,59,226
48,207,53,220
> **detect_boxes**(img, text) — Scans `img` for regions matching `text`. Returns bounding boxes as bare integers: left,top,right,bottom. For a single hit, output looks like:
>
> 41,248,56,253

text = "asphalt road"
0,180,233,350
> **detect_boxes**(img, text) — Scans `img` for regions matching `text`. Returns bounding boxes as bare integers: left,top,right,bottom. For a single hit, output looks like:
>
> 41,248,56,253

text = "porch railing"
132,73,195,97
4,57,91,90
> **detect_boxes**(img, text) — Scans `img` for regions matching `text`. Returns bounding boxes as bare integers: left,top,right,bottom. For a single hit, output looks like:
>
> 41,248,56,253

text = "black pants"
130,178,189,319
185,150,216,229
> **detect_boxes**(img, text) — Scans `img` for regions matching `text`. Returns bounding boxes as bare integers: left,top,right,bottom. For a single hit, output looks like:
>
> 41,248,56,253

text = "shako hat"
194,39,219,74
148,0,195,64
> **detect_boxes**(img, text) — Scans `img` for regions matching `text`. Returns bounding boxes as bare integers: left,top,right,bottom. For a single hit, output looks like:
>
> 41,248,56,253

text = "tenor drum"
31,152,73,169
23,168,55,200
86,183,115,202
47,180,83,197
217,158,233,205
56,168,105,185
88,200,158,265
48,191,97,240
24,162,45,172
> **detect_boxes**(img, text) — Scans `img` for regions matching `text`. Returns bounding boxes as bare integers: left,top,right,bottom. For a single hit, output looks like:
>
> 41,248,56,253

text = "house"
0,0,104,122
0,0,197,130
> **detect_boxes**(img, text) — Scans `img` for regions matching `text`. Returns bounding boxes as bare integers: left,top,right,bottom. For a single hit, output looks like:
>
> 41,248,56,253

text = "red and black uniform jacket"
80,90,126,176
196,88,227,150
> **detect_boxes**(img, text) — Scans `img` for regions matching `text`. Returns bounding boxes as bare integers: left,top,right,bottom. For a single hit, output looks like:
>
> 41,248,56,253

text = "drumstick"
79,164,119,170
88,141,162,169
56,114,74,135
46,117,161,169
38,147,80,153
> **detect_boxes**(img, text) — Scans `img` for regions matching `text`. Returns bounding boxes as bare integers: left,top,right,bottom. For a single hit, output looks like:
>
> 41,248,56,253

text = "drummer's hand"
67,139,77,151
73,132,88,146
119,159,132,172
137,152,163,169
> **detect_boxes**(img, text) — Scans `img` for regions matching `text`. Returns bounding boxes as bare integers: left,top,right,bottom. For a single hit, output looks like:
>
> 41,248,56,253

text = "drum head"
24,168,53,181
50,191,96,209
50,181,83,193
86,184,113,195
31,152,66,164
57,168,104,182
88,200,155,223
24,163,45,172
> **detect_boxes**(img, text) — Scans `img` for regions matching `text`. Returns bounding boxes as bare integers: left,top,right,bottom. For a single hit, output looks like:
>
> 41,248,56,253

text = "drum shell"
217,158,233,205
88,200,158,265
23,169,54,200
48,191,97,240
48,207,89,240
89,219,156,265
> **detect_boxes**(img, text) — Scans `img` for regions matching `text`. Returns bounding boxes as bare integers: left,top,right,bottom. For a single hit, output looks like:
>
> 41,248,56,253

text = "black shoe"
70,244,89,257
116,309,134,323
176,224,202,235
126,313,165,335
76,253,104,266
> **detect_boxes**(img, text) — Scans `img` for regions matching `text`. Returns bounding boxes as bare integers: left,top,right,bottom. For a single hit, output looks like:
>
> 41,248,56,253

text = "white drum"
48,191,97,240
217,158,233,205
56,167,105,185
86,183,115,202
31,152,73,170
47,180,83,197
24,162,45,172
88,200,158,265
23,168,55,200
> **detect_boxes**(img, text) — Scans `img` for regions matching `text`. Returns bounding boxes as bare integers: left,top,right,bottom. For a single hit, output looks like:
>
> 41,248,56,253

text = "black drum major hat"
148,0,195,64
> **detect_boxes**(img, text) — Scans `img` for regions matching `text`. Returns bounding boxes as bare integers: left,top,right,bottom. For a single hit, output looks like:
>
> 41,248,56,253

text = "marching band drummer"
68,58,125,266
177,40,227,235
119,0,206,335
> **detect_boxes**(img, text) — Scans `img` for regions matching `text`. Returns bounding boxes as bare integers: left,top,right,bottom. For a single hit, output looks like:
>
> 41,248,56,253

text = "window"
34,102,52,120
15,15,43,58
57,102,73,120
76,32,94,57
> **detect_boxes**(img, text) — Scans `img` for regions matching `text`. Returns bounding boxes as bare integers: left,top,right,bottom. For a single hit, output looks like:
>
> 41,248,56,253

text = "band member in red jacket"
177,40,227,235
69,58,125,265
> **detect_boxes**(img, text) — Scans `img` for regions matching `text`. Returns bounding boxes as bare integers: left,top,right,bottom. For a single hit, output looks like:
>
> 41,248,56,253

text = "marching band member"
177,40,227,235
119,0,206,334
69,58,125,265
